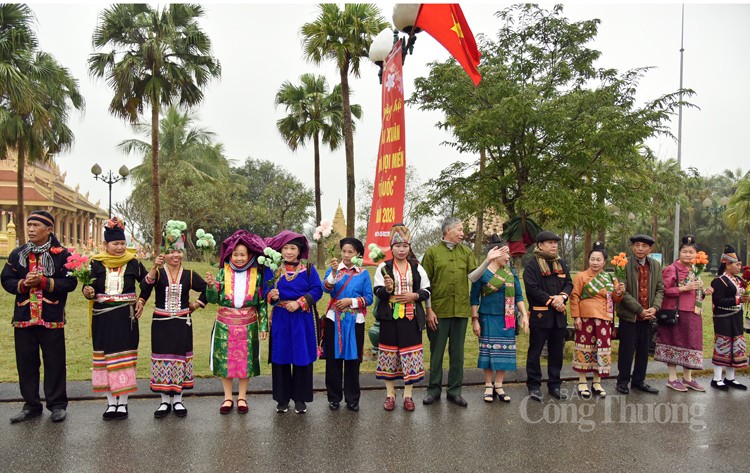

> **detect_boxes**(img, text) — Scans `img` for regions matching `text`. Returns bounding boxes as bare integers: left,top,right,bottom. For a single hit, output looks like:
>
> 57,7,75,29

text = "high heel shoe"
592,382,606,397
483,384,494,403
493,385,510,402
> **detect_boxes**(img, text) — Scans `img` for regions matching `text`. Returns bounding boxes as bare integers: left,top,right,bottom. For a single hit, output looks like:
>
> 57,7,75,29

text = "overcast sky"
27,1,750,228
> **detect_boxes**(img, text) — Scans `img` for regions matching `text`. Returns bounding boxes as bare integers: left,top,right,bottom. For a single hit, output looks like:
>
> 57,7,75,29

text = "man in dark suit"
615,234,665,394
1,211,77,423
523,231,573,402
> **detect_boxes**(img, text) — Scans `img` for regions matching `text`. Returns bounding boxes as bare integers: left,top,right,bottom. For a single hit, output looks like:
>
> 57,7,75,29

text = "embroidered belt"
12,320,65,329
217,306,257,325
717,305,741,312
153,308,193,326
96,293,137,303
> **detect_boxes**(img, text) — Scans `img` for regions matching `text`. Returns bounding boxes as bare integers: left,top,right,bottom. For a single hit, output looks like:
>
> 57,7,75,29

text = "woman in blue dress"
322,237,373,412
264,230,323,414
470,237,529,403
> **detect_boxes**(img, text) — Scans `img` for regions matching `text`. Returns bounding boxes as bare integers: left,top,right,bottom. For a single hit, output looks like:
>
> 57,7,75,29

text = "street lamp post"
91,163,129,218
702,196,729,274
368,4,422,82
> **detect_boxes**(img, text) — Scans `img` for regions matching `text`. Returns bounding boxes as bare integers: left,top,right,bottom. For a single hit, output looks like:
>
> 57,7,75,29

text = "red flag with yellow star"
415,3,481,85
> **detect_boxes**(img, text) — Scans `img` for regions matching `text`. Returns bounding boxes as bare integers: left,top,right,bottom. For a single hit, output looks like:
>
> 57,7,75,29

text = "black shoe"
154,402,172,418
103,404,119,420
294,401,307,414
113,405,128,420
50,409,67,423
422,394,439,405
172,402,187,417
710,379,729,391
446,394,468,407
346,403,359,412
616,384,630,395
528,388,543,402
548,387,566,400
276,402,289,413
10,409,42,424
328,401,340,411
724,378,747,390
632,383,659,394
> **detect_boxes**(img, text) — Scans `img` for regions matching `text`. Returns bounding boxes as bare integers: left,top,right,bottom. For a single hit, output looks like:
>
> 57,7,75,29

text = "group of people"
2,211,748,424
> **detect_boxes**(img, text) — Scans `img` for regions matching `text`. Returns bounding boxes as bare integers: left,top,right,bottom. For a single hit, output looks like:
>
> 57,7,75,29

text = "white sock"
156,394,171,412
106,393,117,406
713,365,725,382
118,394,128,405
173,393,185,410
726,367,736,381
173,393,183,404
160,394,171,404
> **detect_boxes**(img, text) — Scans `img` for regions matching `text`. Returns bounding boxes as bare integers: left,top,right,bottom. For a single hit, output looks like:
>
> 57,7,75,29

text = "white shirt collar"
337,262,361,273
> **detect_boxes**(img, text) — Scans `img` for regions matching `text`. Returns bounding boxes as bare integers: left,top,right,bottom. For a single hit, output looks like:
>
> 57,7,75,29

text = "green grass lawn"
0,262,724,382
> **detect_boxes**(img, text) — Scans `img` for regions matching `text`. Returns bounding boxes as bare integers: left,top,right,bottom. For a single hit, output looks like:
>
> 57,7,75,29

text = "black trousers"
324,319,364,405
272,362,313,403
617,319,653,386
526,326,566,390
14,326,68,412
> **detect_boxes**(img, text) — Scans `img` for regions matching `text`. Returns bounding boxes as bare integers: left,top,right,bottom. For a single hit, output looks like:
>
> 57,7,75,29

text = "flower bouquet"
64,252,95,285
195,229,217,264
313,219,337,262
690,251,709,299
258,247,283,289
610,252,628,284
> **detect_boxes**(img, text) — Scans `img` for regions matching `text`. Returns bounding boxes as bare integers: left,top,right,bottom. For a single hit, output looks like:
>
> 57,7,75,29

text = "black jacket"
711,274,745,316
522,257,573,329
373,259,431,331
1,244,78,326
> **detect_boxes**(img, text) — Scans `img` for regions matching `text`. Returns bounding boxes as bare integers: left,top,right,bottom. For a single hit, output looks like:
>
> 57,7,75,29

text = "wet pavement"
0,374,748,473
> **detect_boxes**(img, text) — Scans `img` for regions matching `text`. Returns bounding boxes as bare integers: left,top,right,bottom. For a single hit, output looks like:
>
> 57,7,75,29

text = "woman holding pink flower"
322,237,372,411
81,217,148,420
654,235,714,392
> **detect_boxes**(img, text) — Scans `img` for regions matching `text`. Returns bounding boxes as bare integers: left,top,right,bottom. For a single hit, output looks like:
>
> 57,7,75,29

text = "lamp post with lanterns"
368,4,422,83
91,163,129,218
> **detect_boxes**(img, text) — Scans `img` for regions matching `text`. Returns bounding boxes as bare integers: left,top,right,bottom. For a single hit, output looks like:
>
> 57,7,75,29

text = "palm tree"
275,73,362,265
300,4,389,236
0,4,38,112
725,177,750,262
0,28,84,243
89,4,221,248
119,105,231,186
118,105,231,241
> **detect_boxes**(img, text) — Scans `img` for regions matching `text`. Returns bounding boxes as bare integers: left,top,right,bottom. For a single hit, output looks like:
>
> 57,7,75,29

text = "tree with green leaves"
0,4,84,242
409,4,691,252
724,177,750,262
300,3,389,237
117,106,232,244
275,73,361,265
89,3,221,248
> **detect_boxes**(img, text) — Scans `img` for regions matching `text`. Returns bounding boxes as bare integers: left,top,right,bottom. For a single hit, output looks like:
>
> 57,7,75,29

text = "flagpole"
672,3,685,261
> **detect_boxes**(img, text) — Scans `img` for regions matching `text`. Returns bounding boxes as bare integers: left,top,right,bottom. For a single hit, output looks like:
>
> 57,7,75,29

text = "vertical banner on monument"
363,40,406,265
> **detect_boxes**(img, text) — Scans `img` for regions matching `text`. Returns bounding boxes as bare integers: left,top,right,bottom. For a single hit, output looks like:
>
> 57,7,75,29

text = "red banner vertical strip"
363,40,407,265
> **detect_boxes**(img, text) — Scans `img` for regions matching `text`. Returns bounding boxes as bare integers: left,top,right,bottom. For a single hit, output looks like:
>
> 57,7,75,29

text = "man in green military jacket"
422,217,478,407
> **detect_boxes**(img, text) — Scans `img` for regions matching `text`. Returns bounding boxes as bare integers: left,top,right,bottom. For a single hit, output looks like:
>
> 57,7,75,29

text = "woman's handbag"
656,265,679,326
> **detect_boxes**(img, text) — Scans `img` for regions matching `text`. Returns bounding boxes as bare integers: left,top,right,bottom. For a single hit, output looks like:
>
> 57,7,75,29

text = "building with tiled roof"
0,150,108,256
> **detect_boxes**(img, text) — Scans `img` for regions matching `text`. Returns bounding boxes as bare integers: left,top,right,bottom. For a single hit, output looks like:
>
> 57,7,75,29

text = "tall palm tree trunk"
151,101,162,250
313,132,323,267
340,61,355,237
16,141,27,243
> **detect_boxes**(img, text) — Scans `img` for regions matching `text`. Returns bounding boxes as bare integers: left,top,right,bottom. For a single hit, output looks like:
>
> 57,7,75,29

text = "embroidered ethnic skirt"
150,312,194,394
376,317,424,384
712,310,748,368
654,310,703,370
572,317,612,375
477,313,517,371
210,306,261,378
91,303,138,396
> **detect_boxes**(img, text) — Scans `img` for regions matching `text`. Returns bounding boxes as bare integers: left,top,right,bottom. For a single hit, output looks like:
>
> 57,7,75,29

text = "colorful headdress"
219,230,266,264
163,220,187,252
104,217,126,242
264,230,310,260
389,224,411,246
721,244,739,263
